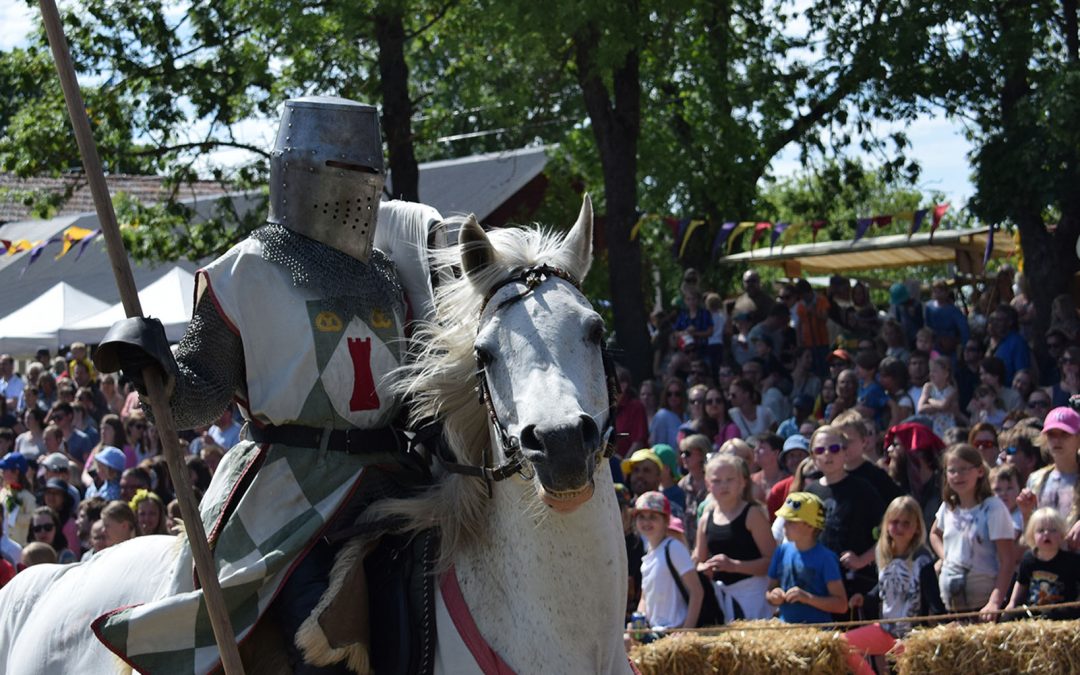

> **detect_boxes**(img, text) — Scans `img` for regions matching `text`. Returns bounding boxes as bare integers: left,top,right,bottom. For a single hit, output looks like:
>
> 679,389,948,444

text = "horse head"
456,196,610,513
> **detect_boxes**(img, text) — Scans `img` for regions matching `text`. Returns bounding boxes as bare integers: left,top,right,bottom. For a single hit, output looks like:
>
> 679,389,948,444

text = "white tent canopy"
58,267,195,345
0,282,111,354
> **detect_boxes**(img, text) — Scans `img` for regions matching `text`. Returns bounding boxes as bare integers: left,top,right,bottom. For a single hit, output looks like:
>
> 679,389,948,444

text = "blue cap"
780,435,810,462
0,452,27,474
889,283,910,305
94,446,126,472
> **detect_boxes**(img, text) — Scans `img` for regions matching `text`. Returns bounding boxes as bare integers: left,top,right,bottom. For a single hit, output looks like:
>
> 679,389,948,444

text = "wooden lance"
36,1,245,672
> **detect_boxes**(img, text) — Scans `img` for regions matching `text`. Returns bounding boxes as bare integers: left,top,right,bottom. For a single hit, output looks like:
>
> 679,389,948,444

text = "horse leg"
239,614,292,674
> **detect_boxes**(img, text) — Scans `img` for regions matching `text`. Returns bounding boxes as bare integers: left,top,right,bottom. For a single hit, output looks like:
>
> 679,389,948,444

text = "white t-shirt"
1026,467,1077,517
934,496,1015,576
708,311,727,346
641,537,694,629
730,405,775,439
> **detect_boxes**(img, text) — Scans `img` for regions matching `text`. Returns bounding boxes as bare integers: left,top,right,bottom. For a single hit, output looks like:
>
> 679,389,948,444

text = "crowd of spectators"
617,266,1080,668
0,344,233,577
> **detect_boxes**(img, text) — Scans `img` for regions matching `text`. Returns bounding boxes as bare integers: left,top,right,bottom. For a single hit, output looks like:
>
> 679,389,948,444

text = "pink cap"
668,517,685,535
1043,407,1080,435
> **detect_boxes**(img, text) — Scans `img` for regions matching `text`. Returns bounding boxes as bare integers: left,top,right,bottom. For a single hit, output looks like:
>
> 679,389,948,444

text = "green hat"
651,444,681,480
621,448,663,478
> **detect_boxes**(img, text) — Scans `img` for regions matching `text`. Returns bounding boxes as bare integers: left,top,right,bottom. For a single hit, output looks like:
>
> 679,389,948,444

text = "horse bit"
433,264,620,497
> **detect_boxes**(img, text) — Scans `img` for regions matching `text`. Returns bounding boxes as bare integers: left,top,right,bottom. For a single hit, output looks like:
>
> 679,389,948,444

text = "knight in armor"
93,96,441,674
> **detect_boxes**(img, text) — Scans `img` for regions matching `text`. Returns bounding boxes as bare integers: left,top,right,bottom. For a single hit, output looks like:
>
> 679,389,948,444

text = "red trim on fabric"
202,443,270,567
196,270,241,337
440,566,516,675
90,603,147,673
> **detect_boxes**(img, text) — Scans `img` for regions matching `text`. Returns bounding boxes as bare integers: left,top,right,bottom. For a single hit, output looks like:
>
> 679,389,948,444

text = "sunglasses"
666,391,683,398
1029,400,1050,408
1048,342,1065,350
1005,446,1019,456
689,398,704,405
705,397,724,405
973,439,996,450
130,423,147,430
32,523,54,534
680,450,695,458
813,444,843,455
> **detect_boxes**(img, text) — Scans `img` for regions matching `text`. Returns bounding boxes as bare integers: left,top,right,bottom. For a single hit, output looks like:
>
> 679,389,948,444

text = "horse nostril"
579,414,600,449
520,424,542,451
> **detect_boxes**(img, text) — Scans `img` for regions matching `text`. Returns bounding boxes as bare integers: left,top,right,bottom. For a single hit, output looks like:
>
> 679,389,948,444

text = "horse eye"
475,346,494,366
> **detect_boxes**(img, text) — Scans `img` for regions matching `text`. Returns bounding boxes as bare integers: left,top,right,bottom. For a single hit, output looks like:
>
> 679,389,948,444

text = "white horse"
0,195,629,674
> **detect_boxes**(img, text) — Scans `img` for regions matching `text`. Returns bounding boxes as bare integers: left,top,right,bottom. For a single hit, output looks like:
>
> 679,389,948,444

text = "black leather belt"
249,424,405,455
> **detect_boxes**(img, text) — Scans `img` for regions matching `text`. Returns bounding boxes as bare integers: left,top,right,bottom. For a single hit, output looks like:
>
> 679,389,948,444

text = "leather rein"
432,264,620,497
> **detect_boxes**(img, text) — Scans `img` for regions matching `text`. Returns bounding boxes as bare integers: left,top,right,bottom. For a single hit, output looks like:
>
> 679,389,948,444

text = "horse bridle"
434,264,620,497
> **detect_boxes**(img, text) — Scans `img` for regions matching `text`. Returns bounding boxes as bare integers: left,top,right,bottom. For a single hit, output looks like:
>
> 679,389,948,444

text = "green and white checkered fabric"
93,441,366,674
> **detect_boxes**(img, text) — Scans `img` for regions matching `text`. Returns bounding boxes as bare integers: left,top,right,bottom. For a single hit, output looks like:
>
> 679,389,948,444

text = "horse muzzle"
518,414,601,512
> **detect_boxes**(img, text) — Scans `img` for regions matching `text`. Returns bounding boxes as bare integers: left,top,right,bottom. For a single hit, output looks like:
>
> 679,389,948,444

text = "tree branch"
129,140,270,159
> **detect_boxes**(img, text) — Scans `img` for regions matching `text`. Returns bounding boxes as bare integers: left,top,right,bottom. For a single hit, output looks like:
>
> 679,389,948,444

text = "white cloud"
0,0,35,51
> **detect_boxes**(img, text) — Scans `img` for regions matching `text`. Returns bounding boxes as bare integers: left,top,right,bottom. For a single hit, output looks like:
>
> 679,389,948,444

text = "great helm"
268,96,384,262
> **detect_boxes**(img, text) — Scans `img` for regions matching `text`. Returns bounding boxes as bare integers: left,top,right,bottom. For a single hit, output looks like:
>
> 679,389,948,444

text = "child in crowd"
0,452,35,546
833,410,902,505
1005,507,1080,620
766,492,847,623
100,500,137,547
1019,406,1079,527
804,426,885,611
918,356,960,439
989,464,1024,537
85,446,126,502
844,496,936,675
931,444,1016,619
970,384,1006,427
693,454,775,622
633,491,703,633
20,541,57,568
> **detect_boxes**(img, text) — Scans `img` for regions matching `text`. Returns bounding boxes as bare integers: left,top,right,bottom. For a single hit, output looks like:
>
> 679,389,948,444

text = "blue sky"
1,0,975,204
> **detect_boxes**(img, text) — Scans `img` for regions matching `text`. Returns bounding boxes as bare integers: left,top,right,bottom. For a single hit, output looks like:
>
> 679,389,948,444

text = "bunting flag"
56,225,96,259
726,221,755,254
909,209,928,236
6,240,32,256
749,221,772,247
75,230,101,260
712,222,737,257
930,203,950,240
770,222,790,248
983,223,996,267
677,219,705,258
671,218,690,256
781,221,806,245
873,215,893,227
810,220,827,243
0,240,8,254
852,217,874,245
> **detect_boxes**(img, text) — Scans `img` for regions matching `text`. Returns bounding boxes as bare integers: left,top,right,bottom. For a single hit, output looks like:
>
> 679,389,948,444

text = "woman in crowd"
931,444,1015,619
1048,345,1080,408
704,387,740,447
789,349,822,402
693,454,775,622
99,374,126,416
976,356,1020,412
29,505,76,563
968,423,1000,468
130,489,169,536
125,412,151,466
728,378,774,439
677,434,711,545
679,384,718,446
41,477,78,550
13,408,46,459
884,422,945,531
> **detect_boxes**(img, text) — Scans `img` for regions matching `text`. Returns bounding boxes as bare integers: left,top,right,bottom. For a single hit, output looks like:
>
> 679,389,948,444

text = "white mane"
370,218,589,567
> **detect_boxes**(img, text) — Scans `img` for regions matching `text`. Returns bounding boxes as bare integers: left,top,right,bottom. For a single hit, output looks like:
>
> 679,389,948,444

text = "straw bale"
896,619,1080,675
628,621,848,675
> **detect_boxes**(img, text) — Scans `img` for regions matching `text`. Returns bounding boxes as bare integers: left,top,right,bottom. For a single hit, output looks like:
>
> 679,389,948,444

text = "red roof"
0,172,233,224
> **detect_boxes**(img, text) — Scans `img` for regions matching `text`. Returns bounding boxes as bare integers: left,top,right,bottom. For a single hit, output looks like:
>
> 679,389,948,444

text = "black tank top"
705,502,761,585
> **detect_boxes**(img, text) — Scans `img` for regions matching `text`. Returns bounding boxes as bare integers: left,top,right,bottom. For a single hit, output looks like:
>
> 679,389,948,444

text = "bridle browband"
433,264,620,497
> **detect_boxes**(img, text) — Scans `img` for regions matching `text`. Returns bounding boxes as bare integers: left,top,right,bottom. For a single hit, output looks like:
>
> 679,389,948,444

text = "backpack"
664,540,724,627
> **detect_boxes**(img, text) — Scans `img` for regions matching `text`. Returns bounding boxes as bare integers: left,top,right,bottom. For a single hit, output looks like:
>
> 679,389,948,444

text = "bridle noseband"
435,264,619,497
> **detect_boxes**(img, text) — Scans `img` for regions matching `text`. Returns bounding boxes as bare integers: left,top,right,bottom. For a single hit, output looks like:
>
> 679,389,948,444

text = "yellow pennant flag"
56,225,95,260
726,222,755,254
629,214,654,241
6,240,31,256
678,220,705,259
780,221,805,246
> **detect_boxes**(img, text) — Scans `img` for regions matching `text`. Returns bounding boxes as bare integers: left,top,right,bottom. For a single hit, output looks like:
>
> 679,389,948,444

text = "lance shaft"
37,2,244,672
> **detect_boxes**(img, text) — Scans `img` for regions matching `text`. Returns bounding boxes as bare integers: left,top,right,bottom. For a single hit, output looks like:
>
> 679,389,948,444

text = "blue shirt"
649,408,683,449
924,301,969,345
994,331,1031,382
768,541,842,624
85,479,120,502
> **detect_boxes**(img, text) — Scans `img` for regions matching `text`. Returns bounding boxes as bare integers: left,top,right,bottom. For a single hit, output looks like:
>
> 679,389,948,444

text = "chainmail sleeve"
168,296,247,430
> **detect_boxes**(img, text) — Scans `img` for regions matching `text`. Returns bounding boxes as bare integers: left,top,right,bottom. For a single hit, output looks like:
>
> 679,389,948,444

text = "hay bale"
896,619,1080,675
628,621,848,675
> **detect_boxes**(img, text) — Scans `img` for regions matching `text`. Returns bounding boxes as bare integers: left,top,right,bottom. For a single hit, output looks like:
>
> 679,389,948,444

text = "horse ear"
459,214,495,281
562,194,593,279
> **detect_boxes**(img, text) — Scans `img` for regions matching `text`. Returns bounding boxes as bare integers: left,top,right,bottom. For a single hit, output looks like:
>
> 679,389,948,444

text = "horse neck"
449,466,628,673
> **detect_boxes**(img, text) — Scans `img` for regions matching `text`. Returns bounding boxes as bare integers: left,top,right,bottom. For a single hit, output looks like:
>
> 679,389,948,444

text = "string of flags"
631,203,957,259
1,226,103,275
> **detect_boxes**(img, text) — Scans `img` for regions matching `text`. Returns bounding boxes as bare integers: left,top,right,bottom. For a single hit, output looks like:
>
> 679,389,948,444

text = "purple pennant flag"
713,222,737,257
910,209,928,236
75,230,101,260
852,217,873,245
21,235,63,277
770,222,790,248
983,223,995,267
